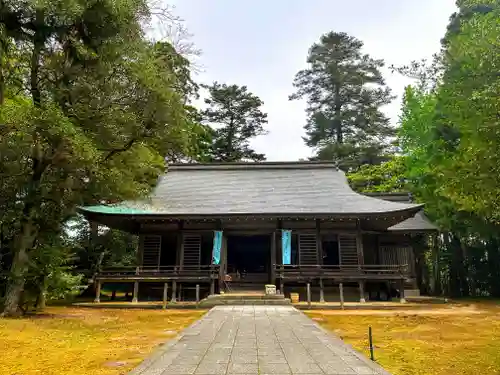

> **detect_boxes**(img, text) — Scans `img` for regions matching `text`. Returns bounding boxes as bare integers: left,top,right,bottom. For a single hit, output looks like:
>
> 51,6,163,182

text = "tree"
202,82,268,162
290,32,395,170
347,157,408,193
0,1,198,316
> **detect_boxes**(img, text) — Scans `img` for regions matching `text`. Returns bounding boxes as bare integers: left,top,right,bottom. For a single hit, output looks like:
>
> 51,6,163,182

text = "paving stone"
194,362,228,375
288,362,323,374
161,364,197,374
257,355,287,364
227,362,259,373
201,354,230,364
258,362,291,374
351,366,380,374
319,363,356,374
229,355,258,364
130,306,391,375
171,354,204,365
257,347,284,356
286,355,316,364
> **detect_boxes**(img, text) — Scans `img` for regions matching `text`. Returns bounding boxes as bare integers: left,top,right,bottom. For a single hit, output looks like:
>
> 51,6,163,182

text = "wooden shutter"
380,246,412,266
182,234,201,267
142,235,162,267
339,235,358,266
298,233,317,265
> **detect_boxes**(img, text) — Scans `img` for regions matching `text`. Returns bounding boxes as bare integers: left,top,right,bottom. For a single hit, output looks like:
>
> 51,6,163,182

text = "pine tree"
290,32,395,170
202,82,267,162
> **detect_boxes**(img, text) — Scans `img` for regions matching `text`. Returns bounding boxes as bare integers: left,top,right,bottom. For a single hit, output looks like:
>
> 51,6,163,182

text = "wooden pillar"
358,281,366,303
270,231,277,284
132,281,139,303
306,283,311,307
176,221,184,269
179,235,185,270
276,220,283,294
319,278,325,303
219,233,228,293
178,283,182,301
171,281,177,303
210,278,215,295
94,280,101,303
196,284,200,305
339,282,345,309
162,282,168,309
356,220,365,267
400,279,406,303
276,220,283,266
315,219,323,265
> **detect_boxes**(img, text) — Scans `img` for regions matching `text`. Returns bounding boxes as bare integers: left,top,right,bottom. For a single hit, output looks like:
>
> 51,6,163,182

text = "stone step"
199,298,291,307
206,293,285,300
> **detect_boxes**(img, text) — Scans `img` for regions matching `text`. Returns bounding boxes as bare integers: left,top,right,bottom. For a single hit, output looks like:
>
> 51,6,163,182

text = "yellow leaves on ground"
305,302,500,375
0,307,206,375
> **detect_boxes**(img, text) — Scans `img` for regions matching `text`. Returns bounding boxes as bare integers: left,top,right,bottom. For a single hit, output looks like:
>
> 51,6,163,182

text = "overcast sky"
167,0,458,161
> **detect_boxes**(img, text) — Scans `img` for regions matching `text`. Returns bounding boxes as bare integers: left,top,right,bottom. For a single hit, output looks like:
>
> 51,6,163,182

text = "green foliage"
290,32,395,170
202,82,268,162
347,157,407,193
0,0,202,315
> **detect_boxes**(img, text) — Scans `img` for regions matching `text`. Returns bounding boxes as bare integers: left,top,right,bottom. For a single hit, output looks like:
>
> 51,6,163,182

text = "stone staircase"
198,291,291,307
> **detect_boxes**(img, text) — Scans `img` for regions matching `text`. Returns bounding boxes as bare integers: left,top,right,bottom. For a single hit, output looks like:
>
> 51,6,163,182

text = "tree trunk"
2,9,47,317
2,223,33,316
432,234,442,295
451,234,469,297
488,237,500,297
334,84,343,144
36,275,48,310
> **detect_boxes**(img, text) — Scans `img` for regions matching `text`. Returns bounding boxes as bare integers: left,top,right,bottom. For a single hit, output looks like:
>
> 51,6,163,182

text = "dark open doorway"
322,237,340,266
227,235,271,283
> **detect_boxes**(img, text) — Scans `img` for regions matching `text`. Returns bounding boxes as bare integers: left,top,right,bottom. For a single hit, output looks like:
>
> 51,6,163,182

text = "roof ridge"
168,161,340,171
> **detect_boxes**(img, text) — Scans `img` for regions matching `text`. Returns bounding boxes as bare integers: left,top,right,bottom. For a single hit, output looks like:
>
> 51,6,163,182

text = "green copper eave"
78,205,156,215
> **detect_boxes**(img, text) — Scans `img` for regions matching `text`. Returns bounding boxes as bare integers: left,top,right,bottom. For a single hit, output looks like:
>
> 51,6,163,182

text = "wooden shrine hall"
79,161,437,304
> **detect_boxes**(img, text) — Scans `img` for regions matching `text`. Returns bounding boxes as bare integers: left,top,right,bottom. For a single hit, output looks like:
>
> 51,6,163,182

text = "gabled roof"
79,161,423,218
387,211,439,232
366,192,438,232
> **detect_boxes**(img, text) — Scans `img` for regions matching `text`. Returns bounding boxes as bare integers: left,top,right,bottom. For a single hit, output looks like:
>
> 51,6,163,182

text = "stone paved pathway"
130,306,390,375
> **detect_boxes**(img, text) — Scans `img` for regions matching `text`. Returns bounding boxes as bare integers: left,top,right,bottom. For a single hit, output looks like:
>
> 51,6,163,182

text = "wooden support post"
339,283,345,310
178,283,182,302
219,233,227,293
94,280,101,303
359,281,366,303
171,281,177,303
306,283,311,307
400,279,406,303
162,283,168,309
319,278,325,303
270,231,277,285
175,221,184,269
210,278,215,295
132,281,139,303
315,219,323,265
356,220,365,267
196,284,200,305
280,269,285,296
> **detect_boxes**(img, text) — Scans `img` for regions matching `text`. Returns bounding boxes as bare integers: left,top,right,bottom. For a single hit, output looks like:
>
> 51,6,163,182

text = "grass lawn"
0,306,206,375
305,301,500,375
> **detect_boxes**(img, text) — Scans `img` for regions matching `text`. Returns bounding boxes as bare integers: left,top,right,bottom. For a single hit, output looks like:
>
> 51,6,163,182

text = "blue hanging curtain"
212,231,222,265
282,229,292,265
